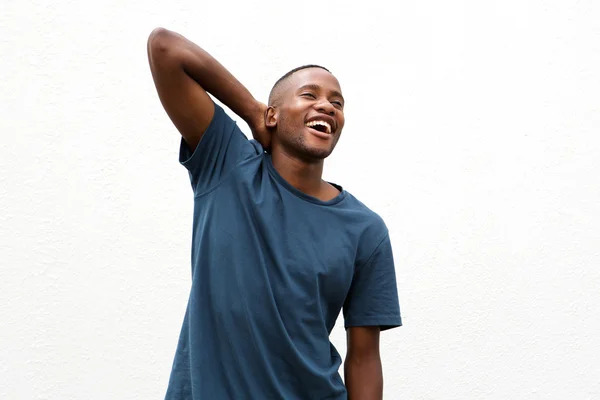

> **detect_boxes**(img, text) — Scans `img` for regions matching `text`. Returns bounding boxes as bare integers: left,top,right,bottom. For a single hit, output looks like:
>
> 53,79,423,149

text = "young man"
147,27,402,400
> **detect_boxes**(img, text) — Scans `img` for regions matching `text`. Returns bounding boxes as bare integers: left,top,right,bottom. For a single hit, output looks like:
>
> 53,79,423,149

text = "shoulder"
338,191,390,262
207,101,265,157
341,191,388,232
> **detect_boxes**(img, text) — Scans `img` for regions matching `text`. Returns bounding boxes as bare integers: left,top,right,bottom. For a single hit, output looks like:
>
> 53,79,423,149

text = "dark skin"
266,67,346,201
147,27,384,399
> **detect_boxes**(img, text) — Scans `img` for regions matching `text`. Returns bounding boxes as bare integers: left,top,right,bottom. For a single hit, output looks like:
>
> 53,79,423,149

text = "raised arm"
345,326,383,400
146,28,269,151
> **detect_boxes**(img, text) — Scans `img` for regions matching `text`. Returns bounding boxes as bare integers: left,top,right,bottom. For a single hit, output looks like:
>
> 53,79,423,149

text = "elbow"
147,27,176,56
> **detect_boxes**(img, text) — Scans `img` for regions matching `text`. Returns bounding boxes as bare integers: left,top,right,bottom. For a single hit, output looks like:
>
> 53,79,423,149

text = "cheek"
337,116,345,132
279,113,296,132
275,114,302,142
280,107,306,130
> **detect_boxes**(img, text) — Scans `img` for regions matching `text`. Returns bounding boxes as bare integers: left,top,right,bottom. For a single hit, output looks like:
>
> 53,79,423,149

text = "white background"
2,0,599,399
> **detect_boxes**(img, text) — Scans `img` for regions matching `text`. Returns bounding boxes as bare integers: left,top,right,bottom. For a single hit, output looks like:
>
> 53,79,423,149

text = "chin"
303,136,338,159
285,133,336,161
300,145,334,161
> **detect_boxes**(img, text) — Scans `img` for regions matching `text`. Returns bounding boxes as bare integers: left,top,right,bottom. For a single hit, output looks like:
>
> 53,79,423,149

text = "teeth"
305,120,332,133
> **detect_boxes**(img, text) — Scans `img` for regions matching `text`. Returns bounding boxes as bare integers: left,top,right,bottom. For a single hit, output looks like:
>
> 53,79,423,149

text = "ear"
266,106,278,128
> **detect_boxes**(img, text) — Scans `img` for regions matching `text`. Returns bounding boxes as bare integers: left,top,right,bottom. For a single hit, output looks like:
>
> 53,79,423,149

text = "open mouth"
305,120,332,134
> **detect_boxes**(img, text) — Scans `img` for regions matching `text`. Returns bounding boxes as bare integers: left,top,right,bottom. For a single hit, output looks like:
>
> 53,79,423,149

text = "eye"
301,92,316,99
332,100,344,109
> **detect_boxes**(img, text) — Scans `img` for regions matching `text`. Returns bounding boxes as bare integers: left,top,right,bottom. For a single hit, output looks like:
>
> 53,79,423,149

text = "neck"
271,149,325,198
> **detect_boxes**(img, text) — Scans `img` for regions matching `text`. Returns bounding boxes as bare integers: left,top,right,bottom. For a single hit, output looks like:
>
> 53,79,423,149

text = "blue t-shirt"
165,102,402,400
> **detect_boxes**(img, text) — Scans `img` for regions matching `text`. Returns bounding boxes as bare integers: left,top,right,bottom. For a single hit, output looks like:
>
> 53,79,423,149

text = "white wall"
1,1,599,399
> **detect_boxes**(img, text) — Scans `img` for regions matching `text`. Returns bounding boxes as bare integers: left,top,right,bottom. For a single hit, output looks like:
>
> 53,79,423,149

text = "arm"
344,326,383,400
343,232,401,399
146,27,269,151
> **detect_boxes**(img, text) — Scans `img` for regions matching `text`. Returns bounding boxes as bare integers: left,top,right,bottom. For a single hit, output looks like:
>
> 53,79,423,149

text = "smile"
305,120,332,134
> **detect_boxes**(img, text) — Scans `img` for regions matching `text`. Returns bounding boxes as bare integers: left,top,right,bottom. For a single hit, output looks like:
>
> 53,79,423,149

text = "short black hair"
268,64,330,105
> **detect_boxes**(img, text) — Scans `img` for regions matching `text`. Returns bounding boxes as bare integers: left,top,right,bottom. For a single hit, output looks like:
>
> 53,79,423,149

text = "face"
267,68,346,162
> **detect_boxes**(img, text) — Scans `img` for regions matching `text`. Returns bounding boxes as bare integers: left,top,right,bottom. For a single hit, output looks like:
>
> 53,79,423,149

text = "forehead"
287,68,342,93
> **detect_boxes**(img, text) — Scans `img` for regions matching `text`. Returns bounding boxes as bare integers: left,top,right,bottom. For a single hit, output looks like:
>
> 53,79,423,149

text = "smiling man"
147,27,402,400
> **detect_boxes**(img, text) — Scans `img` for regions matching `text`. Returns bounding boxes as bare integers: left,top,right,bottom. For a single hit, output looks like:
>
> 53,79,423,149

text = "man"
147,27,402,400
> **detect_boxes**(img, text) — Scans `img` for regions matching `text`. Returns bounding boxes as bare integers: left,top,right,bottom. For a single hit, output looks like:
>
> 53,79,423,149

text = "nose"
315,98,335,116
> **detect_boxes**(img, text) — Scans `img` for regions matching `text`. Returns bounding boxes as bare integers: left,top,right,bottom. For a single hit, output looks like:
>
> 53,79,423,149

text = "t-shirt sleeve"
178,101,260,194
343,233,402,331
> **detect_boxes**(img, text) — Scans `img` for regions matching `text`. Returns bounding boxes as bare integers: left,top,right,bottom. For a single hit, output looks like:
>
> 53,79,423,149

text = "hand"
249,102,271,152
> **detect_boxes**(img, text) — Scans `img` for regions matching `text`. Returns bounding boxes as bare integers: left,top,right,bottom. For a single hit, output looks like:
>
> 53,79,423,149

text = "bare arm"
146,27,269,151
345,326,383,400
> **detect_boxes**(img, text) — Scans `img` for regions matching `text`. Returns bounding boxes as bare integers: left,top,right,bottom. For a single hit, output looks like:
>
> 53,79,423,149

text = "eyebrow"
298,84,345,103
